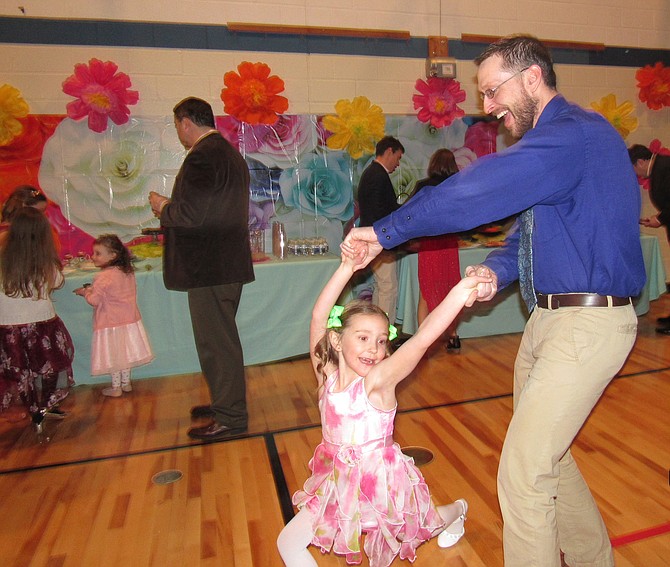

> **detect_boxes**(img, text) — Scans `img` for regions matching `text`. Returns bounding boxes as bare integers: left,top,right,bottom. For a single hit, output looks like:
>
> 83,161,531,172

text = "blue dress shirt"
374,96,646,297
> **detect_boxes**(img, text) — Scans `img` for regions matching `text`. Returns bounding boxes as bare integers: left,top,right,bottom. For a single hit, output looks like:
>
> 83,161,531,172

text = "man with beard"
342,35,645,567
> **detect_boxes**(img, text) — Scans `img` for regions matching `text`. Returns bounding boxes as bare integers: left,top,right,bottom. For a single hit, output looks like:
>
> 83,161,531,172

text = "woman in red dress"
408,149,462,352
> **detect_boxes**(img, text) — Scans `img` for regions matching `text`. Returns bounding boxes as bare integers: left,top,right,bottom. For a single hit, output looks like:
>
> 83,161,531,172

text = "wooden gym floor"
0,295,669,566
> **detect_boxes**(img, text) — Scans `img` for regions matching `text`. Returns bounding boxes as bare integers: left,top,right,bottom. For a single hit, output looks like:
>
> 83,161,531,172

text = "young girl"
74,234,153,396
277,249,488,566
0,208,74,432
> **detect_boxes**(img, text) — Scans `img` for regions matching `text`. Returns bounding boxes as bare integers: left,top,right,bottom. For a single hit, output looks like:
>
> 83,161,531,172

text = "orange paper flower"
221,62,289,125
636,62,670,110
62,58,139,133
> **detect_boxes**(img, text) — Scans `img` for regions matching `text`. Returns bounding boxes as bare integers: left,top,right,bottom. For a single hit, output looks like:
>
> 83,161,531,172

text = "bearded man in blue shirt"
343,35,645,567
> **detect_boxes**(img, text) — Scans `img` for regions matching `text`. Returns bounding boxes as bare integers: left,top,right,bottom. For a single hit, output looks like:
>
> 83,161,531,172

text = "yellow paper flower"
322,96,385,159
0,84,30,146
590,94,638,139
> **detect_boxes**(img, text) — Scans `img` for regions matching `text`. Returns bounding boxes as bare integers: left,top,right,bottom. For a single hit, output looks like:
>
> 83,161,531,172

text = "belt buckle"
547,293,558,310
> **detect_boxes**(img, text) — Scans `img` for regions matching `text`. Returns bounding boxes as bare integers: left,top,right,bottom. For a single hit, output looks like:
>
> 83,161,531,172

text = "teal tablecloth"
54,254,341,385
396,234,666,336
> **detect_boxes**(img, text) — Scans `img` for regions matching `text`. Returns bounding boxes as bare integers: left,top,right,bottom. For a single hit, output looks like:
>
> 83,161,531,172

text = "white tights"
277,508,318,566
110,369,131,388
276,501,464,566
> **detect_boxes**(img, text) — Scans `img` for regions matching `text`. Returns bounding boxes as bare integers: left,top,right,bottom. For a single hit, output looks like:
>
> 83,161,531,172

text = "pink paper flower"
62,58,139,133
412,77,466,129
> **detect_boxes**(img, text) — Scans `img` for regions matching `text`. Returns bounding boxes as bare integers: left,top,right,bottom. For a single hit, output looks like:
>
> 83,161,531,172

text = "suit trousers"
371,250,398,324
499,303,637,567
187,282,247,427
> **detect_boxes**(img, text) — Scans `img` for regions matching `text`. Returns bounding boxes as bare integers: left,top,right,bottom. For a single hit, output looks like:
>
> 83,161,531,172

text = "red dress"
418,233,461,311
410,175,461,311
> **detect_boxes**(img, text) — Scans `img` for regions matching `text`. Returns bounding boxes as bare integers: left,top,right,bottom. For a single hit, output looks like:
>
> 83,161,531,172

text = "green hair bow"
326,304,398,341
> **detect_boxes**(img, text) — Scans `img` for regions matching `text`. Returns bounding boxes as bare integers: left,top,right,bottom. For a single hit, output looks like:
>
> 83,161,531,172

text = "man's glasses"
480,67,530,101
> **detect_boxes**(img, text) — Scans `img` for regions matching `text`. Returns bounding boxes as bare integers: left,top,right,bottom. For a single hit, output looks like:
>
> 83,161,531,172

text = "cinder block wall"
2,0,670,273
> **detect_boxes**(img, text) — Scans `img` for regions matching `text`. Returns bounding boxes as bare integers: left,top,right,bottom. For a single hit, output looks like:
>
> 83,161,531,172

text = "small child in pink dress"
74,234,153,397
277,248,491,567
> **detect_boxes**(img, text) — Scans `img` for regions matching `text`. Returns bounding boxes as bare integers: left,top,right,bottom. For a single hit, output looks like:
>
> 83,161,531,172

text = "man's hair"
173,97,215,128
375,136,405,157
628,144,652,163
475,34,557,89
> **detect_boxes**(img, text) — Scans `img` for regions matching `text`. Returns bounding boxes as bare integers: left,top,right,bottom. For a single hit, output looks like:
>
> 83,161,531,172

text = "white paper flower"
38,117,184,240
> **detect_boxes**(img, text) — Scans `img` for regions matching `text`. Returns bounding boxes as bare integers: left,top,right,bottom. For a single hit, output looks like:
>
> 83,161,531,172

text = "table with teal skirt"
395,234,667,336
54,254,341,385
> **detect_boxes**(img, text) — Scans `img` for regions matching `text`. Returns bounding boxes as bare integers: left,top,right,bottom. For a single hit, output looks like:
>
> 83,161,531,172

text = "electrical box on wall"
425,57,457,79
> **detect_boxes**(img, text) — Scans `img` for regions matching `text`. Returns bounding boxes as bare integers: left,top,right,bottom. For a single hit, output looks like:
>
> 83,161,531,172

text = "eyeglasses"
480,67,530,101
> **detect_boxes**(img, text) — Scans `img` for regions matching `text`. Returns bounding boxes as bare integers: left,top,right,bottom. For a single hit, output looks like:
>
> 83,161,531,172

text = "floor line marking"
611,521,670,547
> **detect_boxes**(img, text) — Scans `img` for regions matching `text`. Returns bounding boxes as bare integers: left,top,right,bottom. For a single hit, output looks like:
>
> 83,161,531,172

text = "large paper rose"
221,61,289,125
245,115,319,169
0,84,30,146
386,116,469,159
0,115,63,199
279,150,354,222
62,59,139,133
38,117,184,241
463,118,500,157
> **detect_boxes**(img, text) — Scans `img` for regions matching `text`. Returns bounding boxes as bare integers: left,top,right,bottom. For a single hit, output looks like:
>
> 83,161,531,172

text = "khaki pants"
499,303,638,567
371,250,398,324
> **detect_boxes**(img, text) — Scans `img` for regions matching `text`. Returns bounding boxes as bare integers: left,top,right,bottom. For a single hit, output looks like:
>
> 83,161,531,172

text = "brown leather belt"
536,293,632,310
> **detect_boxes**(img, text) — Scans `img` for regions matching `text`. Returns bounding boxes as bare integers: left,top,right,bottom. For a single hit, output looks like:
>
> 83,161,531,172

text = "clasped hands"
148,191,169,218
340,227,498,302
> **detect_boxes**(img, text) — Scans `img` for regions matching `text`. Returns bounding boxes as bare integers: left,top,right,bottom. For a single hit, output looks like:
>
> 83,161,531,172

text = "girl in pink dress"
74,235,153,397
277,249,490,567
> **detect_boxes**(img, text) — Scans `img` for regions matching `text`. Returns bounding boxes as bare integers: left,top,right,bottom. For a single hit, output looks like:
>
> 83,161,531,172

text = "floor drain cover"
401,446,434,467
152,469,183,485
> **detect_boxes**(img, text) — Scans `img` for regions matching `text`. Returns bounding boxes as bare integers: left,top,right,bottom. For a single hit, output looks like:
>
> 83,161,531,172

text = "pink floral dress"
292,372,445,566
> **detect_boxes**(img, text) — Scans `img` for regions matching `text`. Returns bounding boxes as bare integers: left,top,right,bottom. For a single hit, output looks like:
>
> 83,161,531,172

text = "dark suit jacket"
649,154,670,241
357,161,399,227
160,132,255,291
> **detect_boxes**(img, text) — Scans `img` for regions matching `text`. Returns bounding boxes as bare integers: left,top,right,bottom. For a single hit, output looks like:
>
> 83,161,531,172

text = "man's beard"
510,90,538,138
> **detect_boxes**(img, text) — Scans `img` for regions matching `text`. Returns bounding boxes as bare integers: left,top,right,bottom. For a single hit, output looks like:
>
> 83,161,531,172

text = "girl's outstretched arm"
308,249,367,378
368,275,490,393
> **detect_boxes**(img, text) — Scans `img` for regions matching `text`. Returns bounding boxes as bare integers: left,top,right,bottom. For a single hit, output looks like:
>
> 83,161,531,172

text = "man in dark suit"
629,144,670,333
357,136,404,324
149,97,254,440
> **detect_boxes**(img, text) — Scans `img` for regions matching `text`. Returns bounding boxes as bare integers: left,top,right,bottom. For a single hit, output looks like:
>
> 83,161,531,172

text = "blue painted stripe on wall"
1,16,669,66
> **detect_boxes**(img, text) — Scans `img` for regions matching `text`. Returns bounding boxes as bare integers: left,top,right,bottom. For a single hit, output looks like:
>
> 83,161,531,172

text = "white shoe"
437,498,468,548
102,386,123,397
121,383,132,393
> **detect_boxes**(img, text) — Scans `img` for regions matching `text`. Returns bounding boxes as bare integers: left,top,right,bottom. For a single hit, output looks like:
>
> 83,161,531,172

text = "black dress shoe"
657,316,670,325
446,335,461,353
44,407,67,419
655,326,670,335
190,405,215,419
187,421,248,441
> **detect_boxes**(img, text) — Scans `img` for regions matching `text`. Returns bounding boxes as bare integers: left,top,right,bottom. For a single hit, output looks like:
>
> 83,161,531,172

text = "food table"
395,234,667,336
54,254,341,385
